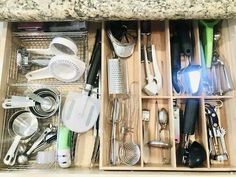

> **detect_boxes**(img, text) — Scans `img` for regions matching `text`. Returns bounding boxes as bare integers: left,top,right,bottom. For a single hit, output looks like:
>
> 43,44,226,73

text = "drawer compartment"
100,20,236,171
0,20,236,172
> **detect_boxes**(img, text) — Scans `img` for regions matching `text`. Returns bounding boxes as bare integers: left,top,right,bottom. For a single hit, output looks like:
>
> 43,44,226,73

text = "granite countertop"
0,0,236,21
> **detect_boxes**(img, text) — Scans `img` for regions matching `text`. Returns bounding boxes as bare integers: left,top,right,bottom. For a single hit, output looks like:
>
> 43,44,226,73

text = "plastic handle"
31,59,50,66
200,20,220,68
151,45,162,91
25,67,52,81
58,126,72,168
178,23,193,58
183,99,199,135
2,98,35,109
86,30,101,87
3,135,21,166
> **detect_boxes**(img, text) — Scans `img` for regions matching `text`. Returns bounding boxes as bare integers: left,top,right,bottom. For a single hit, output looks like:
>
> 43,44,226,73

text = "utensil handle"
144,45,153,83
31,59,50,66
3,136,21,166
25,67,52,81
151,45,162,91
86,30,101,87
27,48,53,55
2,98,35,109
183,99,199,135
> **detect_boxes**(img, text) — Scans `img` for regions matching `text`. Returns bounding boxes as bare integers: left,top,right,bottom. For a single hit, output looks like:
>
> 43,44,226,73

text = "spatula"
62,29,101,133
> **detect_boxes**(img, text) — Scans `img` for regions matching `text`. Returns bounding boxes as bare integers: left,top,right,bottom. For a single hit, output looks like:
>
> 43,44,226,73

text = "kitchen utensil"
119,82,140,166
205,102,228,162
173,100,181,144
148,105,171,149
62,91,100,133
58,125,72,168
142,109,150,164
62,30,101,133
143,45,158,96
110,98,121,165
27,37,78,56
108,58,128,95
151,45,162,92
188,141,207,168
2,96,35,109
107,25,136,58
200,20,220,68
17,126,55,165
17,47,50,74
4,110,38,166
29,88,60,119
25,54,86,82
181,99,206,167
210,33,234,95
90,119,100,167
171,35,181,94
27,127,53,156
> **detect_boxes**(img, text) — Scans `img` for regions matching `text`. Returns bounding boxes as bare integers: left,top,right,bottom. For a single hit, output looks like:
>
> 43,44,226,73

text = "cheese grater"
108,58,128,95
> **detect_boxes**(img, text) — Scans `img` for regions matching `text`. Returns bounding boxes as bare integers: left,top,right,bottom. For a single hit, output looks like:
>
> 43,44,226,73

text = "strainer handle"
27,48,53,55
25,67,52,81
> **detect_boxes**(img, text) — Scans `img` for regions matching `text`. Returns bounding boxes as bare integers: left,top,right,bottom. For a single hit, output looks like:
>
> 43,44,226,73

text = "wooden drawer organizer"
100,20,236,171
0,20,235,172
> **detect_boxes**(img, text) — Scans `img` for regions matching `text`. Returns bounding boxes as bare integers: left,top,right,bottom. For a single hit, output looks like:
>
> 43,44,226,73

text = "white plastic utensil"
25,55,85,82
62,91,100,133
2,96,35,109
27,37,78,56
143,45,158,96
151,45,162,92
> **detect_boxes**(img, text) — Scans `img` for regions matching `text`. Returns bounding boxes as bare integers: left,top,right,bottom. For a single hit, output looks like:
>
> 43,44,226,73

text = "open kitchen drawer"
0,20,235,174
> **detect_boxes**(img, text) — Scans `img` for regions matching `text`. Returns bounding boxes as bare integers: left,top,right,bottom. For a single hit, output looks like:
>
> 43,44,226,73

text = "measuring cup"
3,110,38,166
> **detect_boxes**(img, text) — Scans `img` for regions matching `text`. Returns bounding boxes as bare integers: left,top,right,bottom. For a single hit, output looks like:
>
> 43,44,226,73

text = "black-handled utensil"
86,29,101,90
170,35,181,93
181,99,206,167
183,99,199,135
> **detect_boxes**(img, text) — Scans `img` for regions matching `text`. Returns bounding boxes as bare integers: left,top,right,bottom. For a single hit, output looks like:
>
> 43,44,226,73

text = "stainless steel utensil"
29,88,60,119
143,45,158,96
110,98,121,165
142,109,150,164
119,82,140,166
108,58,129,95
4,110,38,166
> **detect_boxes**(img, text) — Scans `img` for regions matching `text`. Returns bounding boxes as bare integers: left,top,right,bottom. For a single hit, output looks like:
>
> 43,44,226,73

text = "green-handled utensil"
200,20,220,68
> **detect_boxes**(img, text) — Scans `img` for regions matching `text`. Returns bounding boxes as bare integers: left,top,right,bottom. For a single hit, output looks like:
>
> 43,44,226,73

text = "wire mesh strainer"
119,82,140,166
